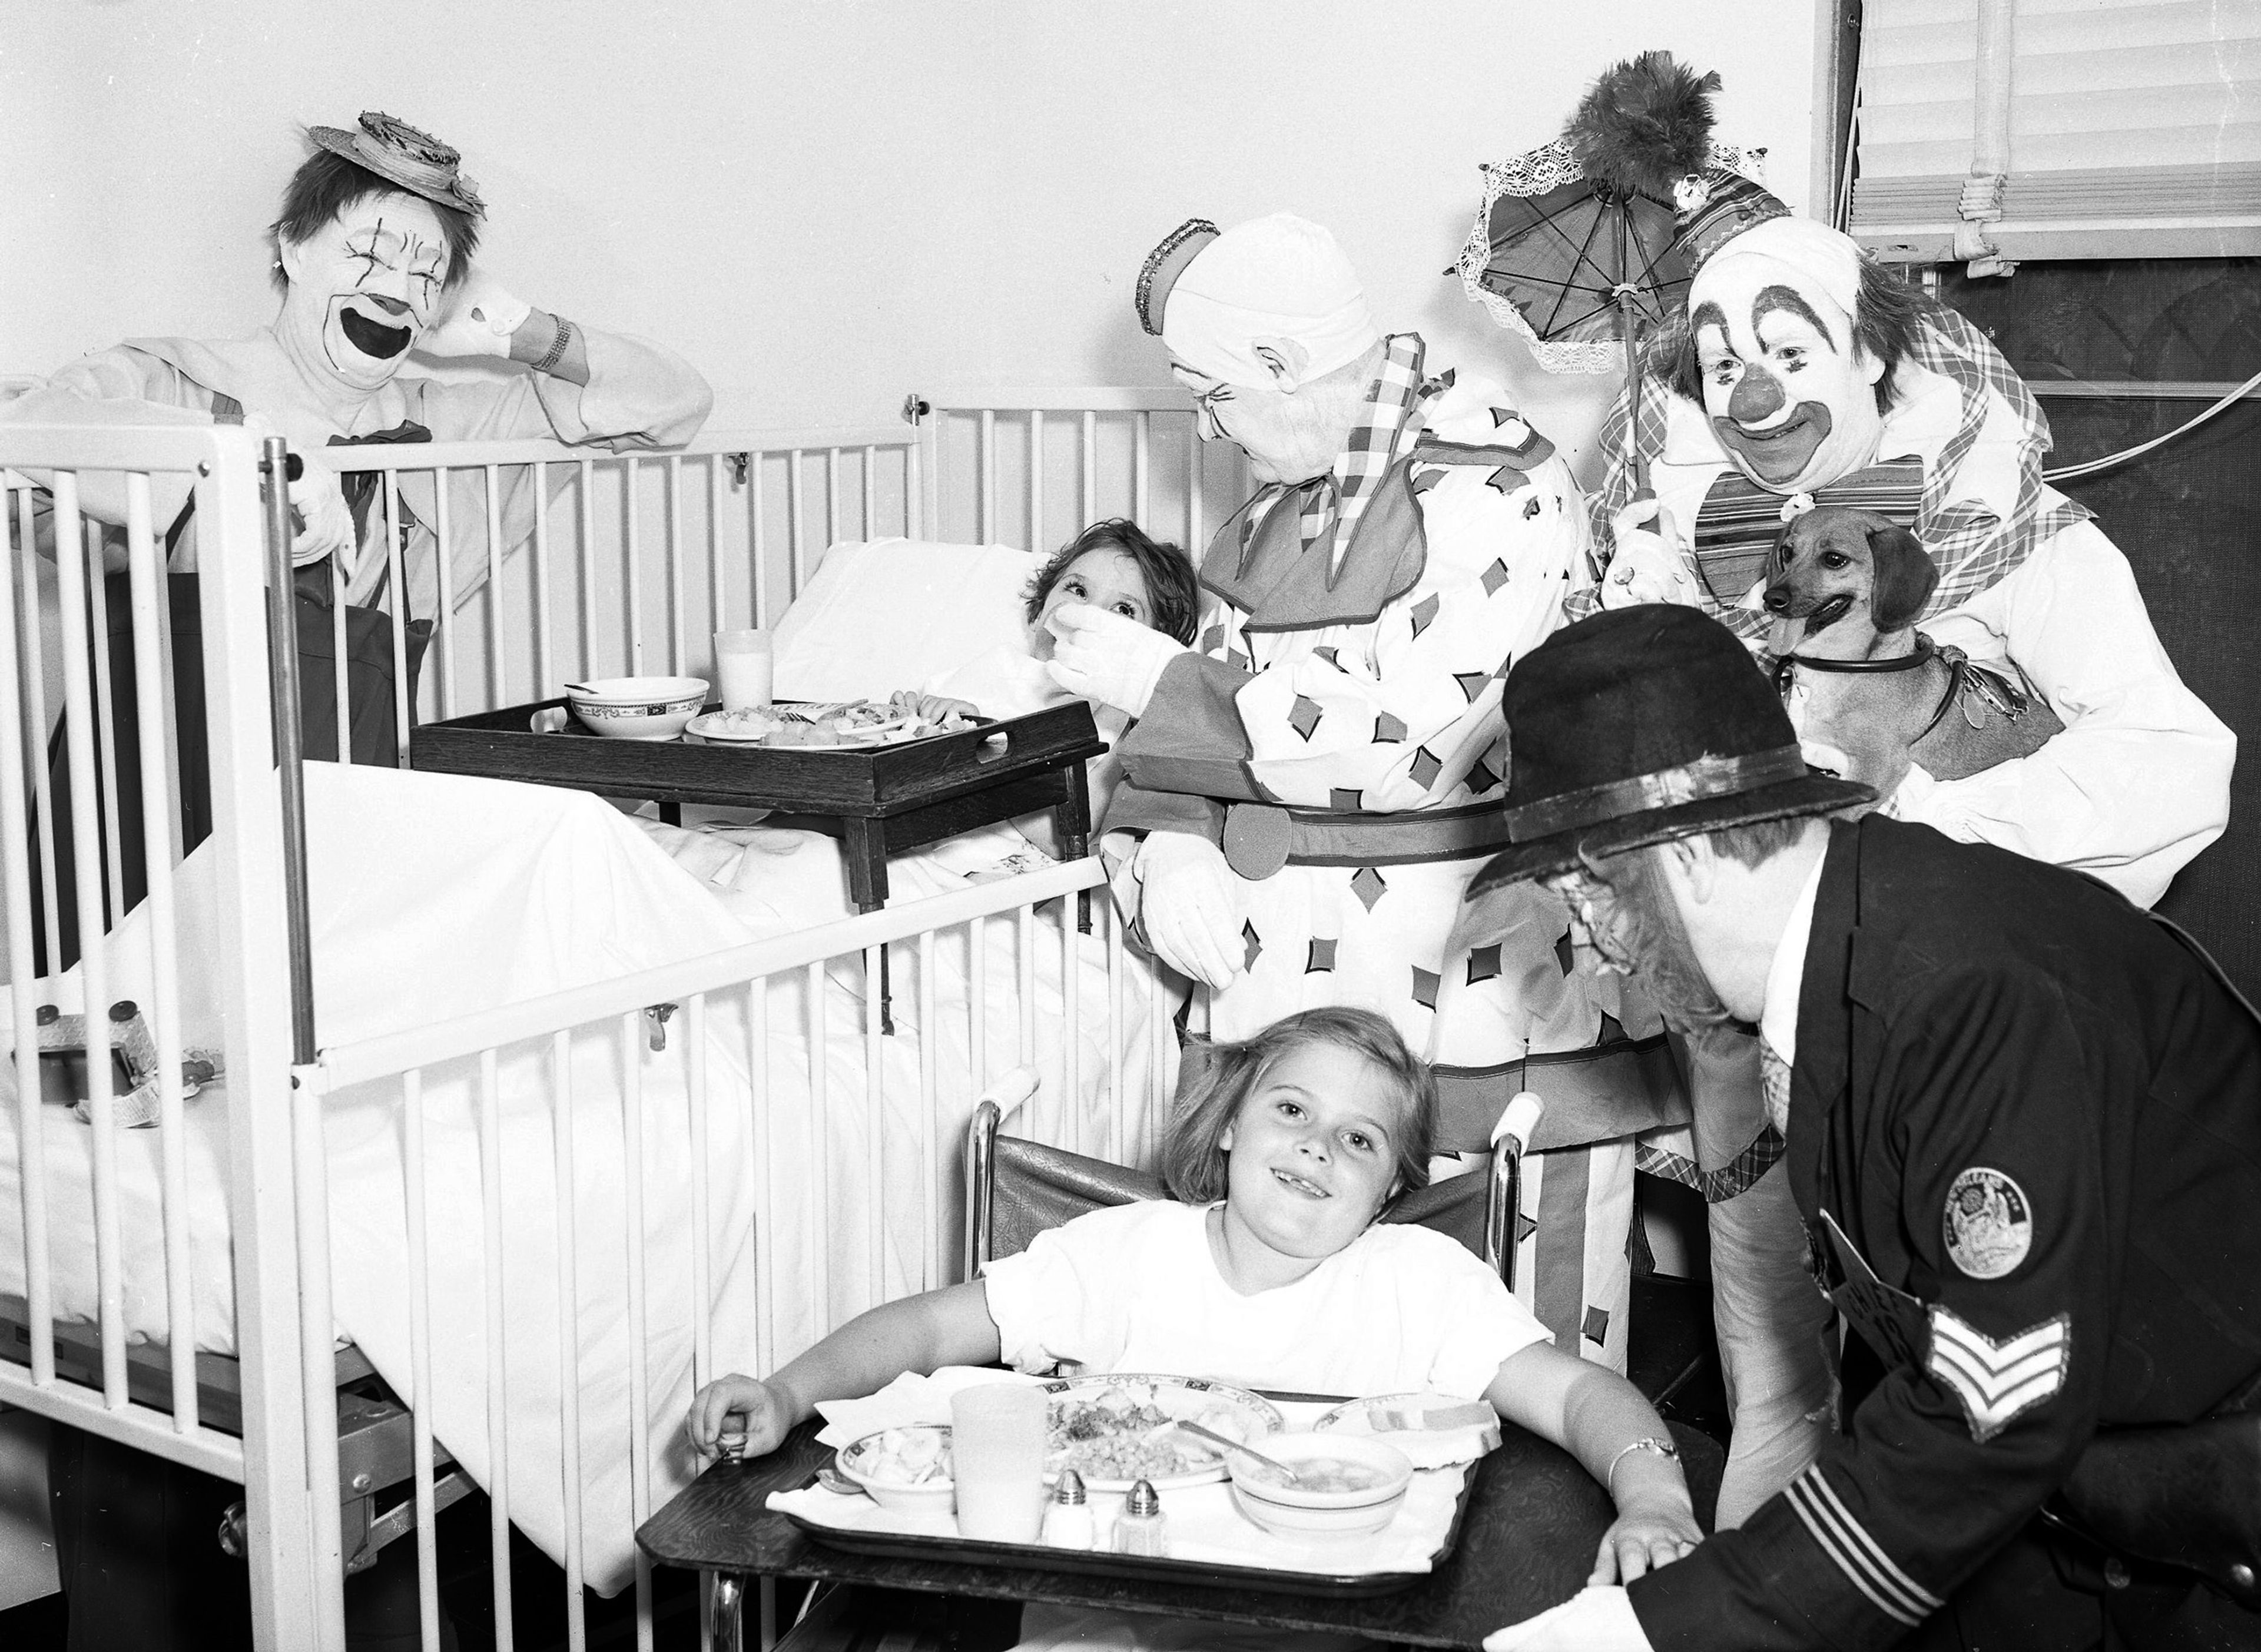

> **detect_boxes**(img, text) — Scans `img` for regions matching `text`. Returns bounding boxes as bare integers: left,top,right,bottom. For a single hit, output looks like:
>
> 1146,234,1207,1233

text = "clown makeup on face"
278,194,451,393
1690,257,1887,496
1168,359,1342,486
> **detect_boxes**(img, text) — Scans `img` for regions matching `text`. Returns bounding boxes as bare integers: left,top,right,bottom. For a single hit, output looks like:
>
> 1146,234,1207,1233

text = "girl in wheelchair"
689,1006,1699,1605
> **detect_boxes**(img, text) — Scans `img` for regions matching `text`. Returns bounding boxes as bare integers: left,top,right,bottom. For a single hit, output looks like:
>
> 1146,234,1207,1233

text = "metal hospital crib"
0,390,1244,1651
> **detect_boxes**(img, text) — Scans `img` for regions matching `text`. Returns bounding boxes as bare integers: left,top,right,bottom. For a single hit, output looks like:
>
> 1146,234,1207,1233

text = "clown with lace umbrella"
1452,52,1768,492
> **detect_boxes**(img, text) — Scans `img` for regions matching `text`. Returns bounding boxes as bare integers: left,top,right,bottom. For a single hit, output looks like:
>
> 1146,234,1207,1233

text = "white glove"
1133,832,1248,988
241,416,357,575
288,464,358,575
1600,496,1700,609
1044,602,1188,719
1484,1587,1652,1652
419,266,533,360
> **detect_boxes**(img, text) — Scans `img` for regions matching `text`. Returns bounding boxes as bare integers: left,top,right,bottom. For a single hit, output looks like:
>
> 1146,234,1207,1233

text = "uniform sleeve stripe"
1785,1481,1922,1628
1802,1470,1945,1612
1785,1468,1942,1626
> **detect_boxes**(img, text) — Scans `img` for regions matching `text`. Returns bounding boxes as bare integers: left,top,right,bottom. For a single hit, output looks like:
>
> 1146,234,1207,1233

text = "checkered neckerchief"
1577,306,2093,643
1269,333,1435,564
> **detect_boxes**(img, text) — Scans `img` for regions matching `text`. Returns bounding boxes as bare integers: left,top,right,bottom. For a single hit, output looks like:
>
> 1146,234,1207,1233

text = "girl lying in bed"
689,1007,1700,1646
889,516,1199,736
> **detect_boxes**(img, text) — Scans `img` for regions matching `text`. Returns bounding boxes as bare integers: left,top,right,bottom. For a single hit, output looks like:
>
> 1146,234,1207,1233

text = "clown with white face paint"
1585,205,2231,910
1524,49,2235,1553
1092,211,1687,1378
9,110,708,621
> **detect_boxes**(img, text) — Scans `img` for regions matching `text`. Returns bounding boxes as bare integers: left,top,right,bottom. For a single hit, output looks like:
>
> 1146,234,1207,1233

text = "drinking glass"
949,1384,1047,1542
713,629,774,711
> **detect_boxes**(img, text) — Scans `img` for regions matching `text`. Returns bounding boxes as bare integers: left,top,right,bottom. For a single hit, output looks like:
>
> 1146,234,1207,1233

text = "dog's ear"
1865,524,1940,633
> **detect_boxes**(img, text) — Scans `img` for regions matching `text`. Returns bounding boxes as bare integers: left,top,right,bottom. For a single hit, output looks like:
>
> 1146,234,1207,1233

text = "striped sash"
1691,456,1925,605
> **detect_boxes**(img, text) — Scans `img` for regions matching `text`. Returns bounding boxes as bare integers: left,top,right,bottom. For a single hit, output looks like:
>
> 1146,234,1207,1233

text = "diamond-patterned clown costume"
1105,347,1682,1368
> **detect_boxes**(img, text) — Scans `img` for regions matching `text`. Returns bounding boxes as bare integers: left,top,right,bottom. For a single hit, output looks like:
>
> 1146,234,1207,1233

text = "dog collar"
1776,636,1936,678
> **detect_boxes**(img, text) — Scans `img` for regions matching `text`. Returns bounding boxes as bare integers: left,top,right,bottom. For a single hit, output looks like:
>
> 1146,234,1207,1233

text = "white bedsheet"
0,763,1175,1595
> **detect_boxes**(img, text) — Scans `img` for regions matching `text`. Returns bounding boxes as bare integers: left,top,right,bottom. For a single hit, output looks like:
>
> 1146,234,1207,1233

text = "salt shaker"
1109,1478,1168,1557
1042,1468,1095,1550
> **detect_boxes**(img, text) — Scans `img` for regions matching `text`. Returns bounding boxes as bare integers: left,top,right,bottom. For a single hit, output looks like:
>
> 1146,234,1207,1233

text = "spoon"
1168,1419,1301,1487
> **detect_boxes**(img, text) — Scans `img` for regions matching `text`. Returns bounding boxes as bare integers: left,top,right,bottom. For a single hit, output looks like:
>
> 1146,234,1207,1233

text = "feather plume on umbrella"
1452,52,1768,490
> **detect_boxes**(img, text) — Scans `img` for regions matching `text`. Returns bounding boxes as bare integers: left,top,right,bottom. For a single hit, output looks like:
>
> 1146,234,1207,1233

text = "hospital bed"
0,393,1244,1651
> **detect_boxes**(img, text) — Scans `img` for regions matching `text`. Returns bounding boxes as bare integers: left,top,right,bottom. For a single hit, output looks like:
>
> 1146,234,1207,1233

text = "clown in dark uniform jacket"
1475,605,2261,1652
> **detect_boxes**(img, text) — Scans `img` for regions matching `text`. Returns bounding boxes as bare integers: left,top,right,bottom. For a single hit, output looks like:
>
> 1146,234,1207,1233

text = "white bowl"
1226,1431,1414,1538
836,1424,956,1517
565,676,709,741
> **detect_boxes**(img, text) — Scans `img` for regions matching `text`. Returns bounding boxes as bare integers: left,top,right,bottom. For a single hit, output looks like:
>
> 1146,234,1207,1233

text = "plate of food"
687,698,985,749
1039,1374,1284,1493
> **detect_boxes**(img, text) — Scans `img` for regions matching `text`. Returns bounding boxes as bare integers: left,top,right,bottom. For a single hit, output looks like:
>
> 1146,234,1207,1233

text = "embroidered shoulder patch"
1942,1166,2032,1279
1926,1306,2070,1443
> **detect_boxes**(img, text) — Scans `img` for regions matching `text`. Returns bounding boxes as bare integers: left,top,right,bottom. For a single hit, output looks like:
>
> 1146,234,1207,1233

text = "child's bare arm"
1484,1342,1700,1583
688,1281,1004,1458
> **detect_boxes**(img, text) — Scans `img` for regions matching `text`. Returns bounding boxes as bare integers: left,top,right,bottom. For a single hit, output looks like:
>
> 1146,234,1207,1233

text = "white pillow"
772,538,1045,703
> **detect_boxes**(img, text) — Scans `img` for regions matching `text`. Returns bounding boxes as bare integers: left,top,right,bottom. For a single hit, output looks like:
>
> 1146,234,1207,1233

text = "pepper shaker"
1042,1468,1095,1550
1109,1478,1168,1557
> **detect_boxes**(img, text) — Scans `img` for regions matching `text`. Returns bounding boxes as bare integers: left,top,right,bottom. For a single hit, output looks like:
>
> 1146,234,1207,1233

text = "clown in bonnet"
1075,210,1689,1375
1575,60,2231,911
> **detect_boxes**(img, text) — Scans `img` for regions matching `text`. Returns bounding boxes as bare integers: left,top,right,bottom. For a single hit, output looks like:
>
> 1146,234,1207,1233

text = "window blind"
1851,0,2261,263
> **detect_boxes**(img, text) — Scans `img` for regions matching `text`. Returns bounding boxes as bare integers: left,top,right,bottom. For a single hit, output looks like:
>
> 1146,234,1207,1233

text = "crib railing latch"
901,393,930,425
645,1002,678,1051
725,452,751,487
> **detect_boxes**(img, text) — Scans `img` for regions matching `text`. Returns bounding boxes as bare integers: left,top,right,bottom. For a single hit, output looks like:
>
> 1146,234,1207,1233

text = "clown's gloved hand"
1600,497,1700,609
1133,832,1248,988
243,416,358,575
421,267,533,360
289,465,359,575
1483,1587,1651,1652
1044,602,1187,719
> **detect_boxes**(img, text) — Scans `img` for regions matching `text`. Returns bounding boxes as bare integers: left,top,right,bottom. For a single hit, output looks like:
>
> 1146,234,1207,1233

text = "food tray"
777,1466,1476,1598
410,697,1104,815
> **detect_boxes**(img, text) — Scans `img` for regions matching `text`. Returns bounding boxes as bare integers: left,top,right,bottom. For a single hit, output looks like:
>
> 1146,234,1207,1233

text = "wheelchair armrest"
962,1069,1042,1283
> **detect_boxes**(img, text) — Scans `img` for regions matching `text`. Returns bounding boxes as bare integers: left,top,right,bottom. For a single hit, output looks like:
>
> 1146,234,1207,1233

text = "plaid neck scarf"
1580,306,2092,644
1257,333,1434,569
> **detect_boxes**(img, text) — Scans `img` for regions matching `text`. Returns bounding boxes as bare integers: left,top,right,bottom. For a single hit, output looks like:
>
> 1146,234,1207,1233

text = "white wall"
2,0,1823,485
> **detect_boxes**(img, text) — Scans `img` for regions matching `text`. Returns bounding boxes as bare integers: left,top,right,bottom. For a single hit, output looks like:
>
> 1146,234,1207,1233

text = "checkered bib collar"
1582,306,2092,643
1264,333,1438,568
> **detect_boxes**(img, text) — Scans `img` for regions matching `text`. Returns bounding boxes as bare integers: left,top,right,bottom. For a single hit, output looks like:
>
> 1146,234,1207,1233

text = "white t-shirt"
979,1199,1548,1400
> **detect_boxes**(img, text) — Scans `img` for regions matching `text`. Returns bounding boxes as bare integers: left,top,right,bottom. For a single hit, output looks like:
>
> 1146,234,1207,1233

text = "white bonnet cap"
1154,212,1381,389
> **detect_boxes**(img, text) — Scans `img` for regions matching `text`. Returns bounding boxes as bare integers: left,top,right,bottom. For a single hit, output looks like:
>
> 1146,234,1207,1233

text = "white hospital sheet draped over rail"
1,764,1175,1593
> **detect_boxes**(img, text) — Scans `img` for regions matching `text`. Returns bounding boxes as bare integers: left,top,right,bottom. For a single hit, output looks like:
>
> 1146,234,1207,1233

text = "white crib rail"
294,394,1239,759
296,424,922,748
0,423,326,1646
302,857,1170,1652
3,393,1208,1652
913,387,1249,567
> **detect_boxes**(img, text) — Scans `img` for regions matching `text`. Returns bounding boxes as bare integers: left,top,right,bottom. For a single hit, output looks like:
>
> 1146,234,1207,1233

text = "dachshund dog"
1762,505,2061,797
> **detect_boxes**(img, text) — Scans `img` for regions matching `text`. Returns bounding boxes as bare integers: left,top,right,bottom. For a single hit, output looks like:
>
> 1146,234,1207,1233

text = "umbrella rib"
1546,205,1618,338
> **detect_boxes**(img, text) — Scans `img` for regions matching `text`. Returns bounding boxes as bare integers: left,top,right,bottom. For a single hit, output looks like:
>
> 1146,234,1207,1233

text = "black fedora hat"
1470,605,1872,893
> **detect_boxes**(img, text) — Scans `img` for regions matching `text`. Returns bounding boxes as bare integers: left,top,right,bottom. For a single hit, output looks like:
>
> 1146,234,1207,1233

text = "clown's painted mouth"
339,308,412,360
1715,403,1832,486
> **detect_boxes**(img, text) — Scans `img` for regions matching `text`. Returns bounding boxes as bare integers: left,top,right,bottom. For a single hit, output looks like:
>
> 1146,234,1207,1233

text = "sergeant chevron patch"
1926,1306,2070,1443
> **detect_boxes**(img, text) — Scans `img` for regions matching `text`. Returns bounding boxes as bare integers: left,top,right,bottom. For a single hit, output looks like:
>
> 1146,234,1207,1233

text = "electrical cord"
2042,367,2261,483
